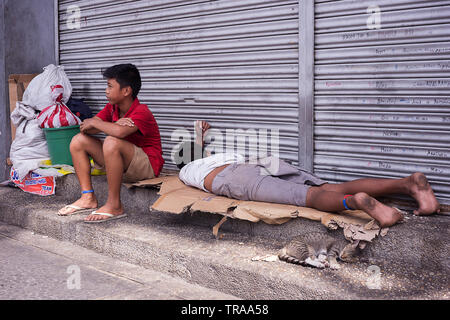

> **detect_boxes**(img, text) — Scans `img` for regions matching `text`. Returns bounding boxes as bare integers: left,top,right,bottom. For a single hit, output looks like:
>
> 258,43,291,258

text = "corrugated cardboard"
8,74,39,141
134,175,389,242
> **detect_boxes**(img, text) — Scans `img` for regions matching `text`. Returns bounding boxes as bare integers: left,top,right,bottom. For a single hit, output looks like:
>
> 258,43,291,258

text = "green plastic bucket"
43,125,80,166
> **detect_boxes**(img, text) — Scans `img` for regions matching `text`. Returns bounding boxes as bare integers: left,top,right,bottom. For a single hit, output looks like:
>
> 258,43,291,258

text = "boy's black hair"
174,141,205,170
102,64,141,99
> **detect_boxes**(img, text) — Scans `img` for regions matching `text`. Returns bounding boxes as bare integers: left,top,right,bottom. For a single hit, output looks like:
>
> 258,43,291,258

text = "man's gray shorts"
211,160,327,207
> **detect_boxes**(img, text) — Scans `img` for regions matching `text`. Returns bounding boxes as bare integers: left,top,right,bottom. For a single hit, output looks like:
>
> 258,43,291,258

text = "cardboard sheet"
8,74,39,142
130,175,389,242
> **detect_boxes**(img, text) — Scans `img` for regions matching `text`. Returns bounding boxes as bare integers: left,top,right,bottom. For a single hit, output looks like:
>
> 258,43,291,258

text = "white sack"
22,64,72,111
10,102,50,181
10,64,73,180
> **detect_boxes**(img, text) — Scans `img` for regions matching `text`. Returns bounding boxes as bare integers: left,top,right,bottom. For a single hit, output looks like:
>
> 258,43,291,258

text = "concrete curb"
56,174,449,273
0,176,448,299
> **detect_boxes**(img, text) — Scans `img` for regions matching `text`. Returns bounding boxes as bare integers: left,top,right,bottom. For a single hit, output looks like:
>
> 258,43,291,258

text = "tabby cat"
278,232,359,269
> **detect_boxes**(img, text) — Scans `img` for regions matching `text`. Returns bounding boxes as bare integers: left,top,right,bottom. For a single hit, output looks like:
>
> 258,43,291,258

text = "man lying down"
175,121,440,228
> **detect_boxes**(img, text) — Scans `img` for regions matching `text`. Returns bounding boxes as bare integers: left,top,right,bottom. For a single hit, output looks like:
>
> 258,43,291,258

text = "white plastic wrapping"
22,64,72,111
10,64,73,180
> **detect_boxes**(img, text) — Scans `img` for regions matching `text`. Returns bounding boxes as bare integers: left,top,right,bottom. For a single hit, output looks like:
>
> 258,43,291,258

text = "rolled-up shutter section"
58,0,300,168
313,0,450,204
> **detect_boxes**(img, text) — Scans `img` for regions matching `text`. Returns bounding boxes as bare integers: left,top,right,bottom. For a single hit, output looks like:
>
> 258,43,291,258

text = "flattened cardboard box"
130,175,389,242
8,74,39,141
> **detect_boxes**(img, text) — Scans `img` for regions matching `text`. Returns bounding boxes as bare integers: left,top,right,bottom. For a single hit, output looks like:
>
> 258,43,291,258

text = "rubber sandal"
58,205,97,216
84,211,127,224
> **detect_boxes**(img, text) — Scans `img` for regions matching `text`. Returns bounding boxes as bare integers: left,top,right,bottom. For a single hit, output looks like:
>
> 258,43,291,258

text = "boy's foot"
84,211,127,223
350,192,404,228
407,173,441,215
58,194,98,216
84,204,124,222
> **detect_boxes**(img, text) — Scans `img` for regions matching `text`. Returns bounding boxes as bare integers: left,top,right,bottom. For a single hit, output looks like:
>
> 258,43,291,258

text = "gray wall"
0,1,7,182
0,0,56,181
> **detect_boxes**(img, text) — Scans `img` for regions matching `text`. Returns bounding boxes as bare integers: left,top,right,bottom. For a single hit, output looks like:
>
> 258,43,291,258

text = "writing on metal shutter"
313,0,450,204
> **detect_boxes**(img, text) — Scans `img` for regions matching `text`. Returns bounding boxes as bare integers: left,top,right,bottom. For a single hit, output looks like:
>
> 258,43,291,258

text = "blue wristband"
82,190,94,194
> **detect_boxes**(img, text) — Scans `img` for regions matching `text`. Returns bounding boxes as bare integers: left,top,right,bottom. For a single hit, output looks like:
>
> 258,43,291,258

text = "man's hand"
195,120,211,146
195,120,211,136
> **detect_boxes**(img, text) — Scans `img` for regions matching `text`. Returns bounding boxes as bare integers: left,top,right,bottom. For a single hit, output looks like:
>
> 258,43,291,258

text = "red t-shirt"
96,98,164,176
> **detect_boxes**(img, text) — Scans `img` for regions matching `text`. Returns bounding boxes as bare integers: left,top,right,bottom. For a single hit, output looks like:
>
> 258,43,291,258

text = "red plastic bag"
37,85,81,128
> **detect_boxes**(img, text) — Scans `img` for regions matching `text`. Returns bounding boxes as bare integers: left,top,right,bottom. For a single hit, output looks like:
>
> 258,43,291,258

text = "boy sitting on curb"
58,64,164,223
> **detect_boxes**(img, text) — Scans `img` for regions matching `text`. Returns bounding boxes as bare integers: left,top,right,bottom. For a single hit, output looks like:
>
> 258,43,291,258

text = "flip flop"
58,204,97,216
84,211,127,224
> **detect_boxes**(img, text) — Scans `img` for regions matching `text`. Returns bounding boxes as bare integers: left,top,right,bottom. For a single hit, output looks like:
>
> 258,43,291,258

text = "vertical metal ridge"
298,0,315,171
54,0,60,65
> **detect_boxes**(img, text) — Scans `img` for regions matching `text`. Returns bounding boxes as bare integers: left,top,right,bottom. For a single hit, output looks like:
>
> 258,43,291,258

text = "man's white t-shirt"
179,153,245,192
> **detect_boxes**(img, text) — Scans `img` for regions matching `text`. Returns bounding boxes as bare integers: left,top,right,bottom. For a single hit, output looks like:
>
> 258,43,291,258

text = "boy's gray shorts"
211,161,327,207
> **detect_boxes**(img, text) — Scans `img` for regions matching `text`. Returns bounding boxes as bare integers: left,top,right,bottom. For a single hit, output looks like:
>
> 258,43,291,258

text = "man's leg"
306,188,404,228
58,133,104,215
214,165,402,227
318,173,440,216
84,136,135,222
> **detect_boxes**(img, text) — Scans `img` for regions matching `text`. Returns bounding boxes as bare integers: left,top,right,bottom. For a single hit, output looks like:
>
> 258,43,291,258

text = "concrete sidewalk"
0,222,238,300
0,174,448,299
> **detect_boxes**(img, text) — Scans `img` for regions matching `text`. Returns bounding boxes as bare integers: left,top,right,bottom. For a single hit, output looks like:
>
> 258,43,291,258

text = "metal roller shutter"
57,0,301,169
313,0,450,204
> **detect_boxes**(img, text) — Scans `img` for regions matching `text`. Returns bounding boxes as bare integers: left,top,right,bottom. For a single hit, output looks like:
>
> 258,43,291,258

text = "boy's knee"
103,136,122,154
70,133,87,151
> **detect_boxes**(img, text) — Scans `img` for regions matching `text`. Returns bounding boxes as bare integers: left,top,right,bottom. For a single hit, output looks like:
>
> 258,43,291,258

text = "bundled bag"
10,64,73,180
37,85,82,128
22,64,72,111
66,97,93,121
10,102,50,181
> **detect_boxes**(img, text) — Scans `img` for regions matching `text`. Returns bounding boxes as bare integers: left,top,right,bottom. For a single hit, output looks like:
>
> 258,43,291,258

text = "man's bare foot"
84,203,124,222
58,193,98,216
348,192,404,228
407,173,440,216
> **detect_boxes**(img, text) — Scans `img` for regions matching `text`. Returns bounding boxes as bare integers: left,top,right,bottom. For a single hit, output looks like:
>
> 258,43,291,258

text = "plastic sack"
22,64,72,111
33,159,75,178
10,101,50,181
37,85,81,128
10,167,55,196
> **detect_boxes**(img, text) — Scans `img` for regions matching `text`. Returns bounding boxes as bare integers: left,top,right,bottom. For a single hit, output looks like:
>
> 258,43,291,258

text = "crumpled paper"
251,255,279,262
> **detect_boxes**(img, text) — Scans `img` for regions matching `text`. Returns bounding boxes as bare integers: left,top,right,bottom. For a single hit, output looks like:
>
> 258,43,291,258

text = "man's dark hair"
174,141,205,170
102,64,141,99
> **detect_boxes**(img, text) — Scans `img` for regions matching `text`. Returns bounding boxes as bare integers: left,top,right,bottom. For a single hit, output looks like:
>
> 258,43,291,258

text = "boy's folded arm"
95,120,138,138
80,116,102,134
84,117,138,138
